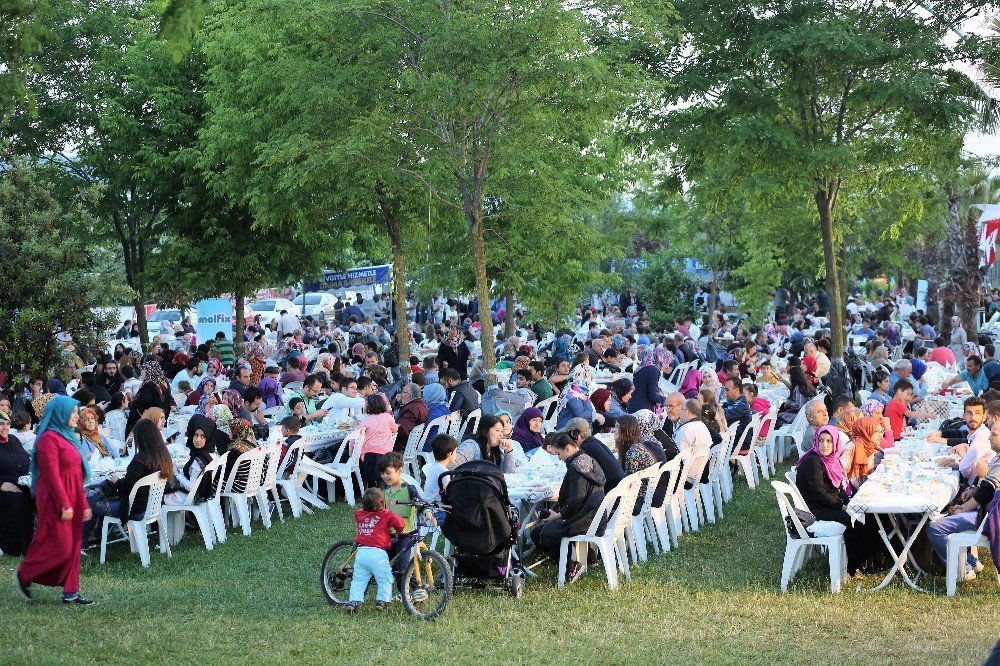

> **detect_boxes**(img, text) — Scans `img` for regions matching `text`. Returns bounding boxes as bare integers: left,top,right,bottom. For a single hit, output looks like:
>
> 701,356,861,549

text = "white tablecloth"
846,439,960,522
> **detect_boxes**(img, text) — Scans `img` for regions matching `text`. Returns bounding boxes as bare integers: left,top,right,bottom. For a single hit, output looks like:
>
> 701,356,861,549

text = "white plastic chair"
256,441,284,524
220,447,266,536
299,427,366,505
536,396,560,432
274,439,324,517
700,443,727,524
557,471,643,591
946,513,999,596
645,456,684,552
783,469,809,510
771,480,846,593
757,407,779,476
444,412,464,440
99,472,170,567
458,408,482,441
858,389,872,405
402,421,432,481
666,450,694,546
731,413,764,490
162,455,227,551
627,463,666,563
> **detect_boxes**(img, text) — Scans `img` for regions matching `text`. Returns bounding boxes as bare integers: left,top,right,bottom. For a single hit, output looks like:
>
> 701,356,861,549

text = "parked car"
248,298,299,326
296,292,337,321
146,309,182,339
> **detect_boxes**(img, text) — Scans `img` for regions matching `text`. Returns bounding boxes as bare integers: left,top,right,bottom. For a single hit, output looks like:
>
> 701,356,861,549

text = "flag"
980,218,1000,267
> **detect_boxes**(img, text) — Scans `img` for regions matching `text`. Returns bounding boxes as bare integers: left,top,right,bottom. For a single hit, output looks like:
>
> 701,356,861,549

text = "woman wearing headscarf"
245,341,268,387
848,416,883,487
590,388,615,433
511,407,546,454
634,408,680,461
77,406,119,461
210,404,235,455
16,396,93,605
419,383,451,450
869,345,892,372
679,365,702,399
165,415,217,505
555,364,599,430
700,367,722,399
794,425,882,574
223,419,258,486
0,409,34,556
436,326,470,380
950,315,968,361
257,372,284,409
184,375,218,414
615,413,666,514
126,361,171,437
862,399,895,449
627,348,670,414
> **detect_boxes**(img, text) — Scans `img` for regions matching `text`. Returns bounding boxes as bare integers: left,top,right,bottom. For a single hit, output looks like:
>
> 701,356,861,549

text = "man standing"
214,331,235,369
277,309,300,337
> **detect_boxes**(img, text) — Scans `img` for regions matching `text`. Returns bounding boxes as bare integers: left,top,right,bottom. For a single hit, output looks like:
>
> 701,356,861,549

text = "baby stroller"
439,460,526,598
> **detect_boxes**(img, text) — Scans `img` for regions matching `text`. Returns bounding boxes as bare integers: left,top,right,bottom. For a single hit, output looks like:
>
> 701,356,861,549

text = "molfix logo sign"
196,299,233,342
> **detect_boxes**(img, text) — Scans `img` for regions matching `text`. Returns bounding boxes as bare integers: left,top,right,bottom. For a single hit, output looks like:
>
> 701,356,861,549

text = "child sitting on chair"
347,487,404,613
287,397,307,428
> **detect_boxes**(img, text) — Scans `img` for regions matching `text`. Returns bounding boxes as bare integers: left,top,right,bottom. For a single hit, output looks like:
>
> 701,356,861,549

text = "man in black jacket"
440,368,479,421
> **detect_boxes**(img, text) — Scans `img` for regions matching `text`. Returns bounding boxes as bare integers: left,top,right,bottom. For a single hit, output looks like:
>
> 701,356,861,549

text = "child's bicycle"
320,500,453,620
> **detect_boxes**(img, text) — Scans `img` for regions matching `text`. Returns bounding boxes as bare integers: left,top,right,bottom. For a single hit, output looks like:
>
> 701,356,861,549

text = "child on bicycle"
347,487,404,612
378,452,436,595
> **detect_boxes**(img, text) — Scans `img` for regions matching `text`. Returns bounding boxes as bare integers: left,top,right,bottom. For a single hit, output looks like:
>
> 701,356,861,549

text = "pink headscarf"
796,425,848,493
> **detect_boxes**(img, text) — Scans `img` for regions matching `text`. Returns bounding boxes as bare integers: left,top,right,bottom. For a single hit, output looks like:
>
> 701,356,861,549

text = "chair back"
651,456,682,510
260,441,283,489
127,471,169,522
337,427,368,468
459,408,483,441
223,447,266,494
635,463,664,517
402,422,428,466
610,471,645,541
279,440,308,480
444,412,464,439
536,396,559,422
285,381,304,393
771,480,811,540
759,408,778,442
783,469,809,510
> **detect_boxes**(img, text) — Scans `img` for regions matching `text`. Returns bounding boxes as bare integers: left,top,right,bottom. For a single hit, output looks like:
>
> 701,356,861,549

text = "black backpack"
382,342,399,368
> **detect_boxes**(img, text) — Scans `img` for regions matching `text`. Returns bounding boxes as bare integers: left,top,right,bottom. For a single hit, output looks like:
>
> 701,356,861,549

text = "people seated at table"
83,418,174,546
530,430,606,583
608,378,632,417
868,370,892,407
794,426,876,575
635,409,679,461
847,416,883,488
528,361,554,403
927,417,1000,580
589,388,615,433
165,415,217,505
884,380,935,440
77,407,119,461
941,355,989,397
674,400,712,487
937,397,993,484
452,414,527,472
0,410,34,555
562,417,625,494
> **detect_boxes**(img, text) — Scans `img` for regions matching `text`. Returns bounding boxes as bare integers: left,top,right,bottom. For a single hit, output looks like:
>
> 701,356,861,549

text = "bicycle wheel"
400,547,453,620
320,540,358,606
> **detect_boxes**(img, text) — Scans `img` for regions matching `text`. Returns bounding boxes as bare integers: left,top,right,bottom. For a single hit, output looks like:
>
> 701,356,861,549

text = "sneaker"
62,595,95,606
973,560,984,575
375,600,389,611
566,561,583,583
13,570,31,601
963,569,978,582
409,588,428,603
344,601,361,613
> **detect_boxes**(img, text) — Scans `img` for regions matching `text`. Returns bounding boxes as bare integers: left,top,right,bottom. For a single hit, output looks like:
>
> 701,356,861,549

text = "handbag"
784,508,816,537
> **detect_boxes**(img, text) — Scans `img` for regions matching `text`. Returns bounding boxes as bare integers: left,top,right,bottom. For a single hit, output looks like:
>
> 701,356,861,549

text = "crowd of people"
3,281,1000,604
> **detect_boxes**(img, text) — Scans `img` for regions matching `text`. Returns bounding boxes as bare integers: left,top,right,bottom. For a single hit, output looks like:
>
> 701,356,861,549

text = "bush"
635,252,699,329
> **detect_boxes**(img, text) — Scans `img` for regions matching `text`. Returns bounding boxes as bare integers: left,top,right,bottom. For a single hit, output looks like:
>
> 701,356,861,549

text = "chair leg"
270,488,285,522
557,538,570,588
829,540,842,594
100,519,111,564
700,483,716,524
209,499,227,544
133,523,151,567
235,498,252,536
193,508,215,550
780,542,798,591
596,540,618,590
946,538,960,597
157,518,172,556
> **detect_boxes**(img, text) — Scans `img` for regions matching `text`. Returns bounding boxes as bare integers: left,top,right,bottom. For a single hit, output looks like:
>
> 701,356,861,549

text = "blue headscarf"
47,377,67,395
29,395,90,489
422,383,447,407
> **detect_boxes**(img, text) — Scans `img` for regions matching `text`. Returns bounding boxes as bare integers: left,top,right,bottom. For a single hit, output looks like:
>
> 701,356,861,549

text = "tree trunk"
377,182,412,379
816,189,845,360
469,212,497,384
233,288,245,357
132,295,149,350
503,287,515,338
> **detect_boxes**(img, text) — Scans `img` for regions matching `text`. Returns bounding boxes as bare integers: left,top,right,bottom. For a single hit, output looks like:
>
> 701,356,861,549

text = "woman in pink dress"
15,395,94,605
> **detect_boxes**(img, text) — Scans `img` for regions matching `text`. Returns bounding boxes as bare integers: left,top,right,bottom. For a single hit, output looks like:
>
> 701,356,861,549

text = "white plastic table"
846,440,960,592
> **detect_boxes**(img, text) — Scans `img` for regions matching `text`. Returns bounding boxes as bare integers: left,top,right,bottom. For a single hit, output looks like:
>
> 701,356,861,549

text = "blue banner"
195,298,233,344
306,265,392,292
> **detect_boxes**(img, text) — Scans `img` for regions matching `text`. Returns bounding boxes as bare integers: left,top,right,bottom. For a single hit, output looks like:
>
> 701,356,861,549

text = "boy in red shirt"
885,379,934,440
347,487,404,612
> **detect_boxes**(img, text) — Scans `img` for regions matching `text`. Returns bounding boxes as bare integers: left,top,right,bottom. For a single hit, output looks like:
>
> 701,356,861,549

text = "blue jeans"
83,490,121,546
349,546,393,603
927,510,979,572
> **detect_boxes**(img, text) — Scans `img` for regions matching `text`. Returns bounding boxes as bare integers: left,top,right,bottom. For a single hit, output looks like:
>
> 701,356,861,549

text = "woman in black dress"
0,410,34,555
125,361,172,437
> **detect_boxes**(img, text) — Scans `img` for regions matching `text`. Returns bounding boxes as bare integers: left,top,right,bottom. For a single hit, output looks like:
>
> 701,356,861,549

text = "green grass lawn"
2,464,997,665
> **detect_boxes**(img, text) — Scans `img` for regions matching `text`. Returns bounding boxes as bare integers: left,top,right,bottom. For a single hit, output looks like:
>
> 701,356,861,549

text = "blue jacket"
556,396,594,430
723,395,752,449
626,365,664,413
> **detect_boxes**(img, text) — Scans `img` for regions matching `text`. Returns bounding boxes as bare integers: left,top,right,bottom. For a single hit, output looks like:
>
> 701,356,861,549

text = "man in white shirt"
277,309,300,336
674,399,713,486
171,358,201,392
321,376,367,423
937,399,994,484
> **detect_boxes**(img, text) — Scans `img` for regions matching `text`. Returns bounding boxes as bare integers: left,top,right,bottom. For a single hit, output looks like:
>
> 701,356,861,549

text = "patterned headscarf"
228,419,256,456
634,409,659,442
558,363,593,410
142,360,169,392
212,404,234,432
32,392,56,419
849,416,882,479
641,347,674,368
862,399,884,417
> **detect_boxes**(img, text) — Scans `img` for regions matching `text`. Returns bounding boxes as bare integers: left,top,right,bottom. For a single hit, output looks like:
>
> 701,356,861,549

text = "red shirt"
885,398,908,440
353,508,405,549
